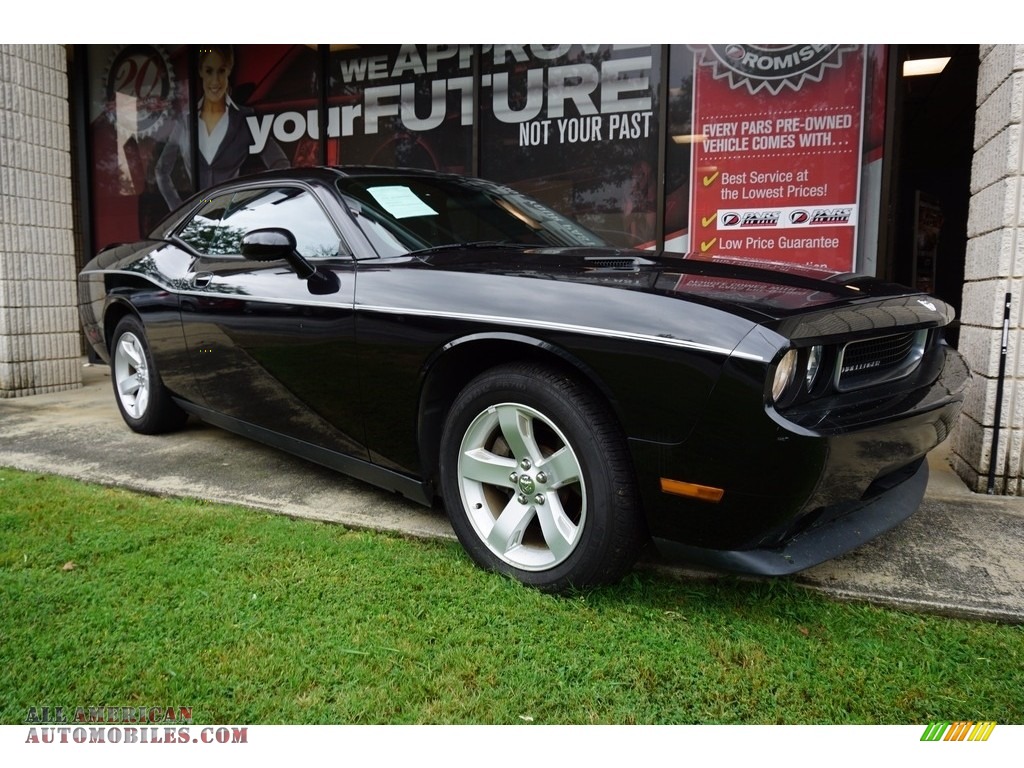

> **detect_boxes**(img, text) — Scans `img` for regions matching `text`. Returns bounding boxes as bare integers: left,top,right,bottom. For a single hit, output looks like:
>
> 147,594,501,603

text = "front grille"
836,330,928,391
843,332,916,372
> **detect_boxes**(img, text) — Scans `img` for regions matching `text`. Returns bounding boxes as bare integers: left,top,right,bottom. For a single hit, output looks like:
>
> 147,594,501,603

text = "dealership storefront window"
80,44,888,275
5,43,1004,492
475,45,662,249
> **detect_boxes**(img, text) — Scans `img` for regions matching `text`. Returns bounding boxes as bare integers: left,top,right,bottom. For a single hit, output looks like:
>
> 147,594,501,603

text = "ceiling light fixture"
903,57,951,77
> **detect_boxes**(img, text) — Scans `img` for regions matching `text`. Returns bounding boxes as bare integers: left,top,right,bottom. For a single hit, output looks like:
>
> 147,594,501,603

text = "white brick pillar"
952,44,1024,495
0,44,80,397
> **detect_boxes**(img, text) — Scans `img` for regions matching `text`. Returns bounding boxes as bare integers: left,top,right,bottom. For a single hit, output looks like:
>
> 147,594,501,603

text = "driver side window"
178,186,346,260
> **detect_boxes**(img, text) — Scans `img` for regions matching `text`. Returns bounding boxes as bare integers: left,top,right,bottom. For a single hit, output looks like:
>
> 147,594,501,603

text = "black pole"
986,292,1012,494
70,45,94,259
654,44,669,252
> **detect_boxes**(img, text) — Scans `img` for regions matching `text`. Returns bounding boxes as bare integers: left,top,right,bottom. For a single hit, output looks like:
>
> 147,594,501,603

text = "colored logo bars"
921,721,997,742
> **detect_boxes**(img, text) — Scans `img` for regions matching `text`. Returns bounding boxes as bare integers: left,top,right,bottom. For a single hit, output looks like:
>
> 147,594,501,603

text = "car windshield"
335,175,607,257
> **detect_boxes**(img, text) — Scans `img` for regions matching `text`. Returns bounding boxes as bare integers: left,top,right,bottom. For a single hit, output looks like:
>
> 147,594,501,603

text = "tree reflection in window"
177,193,242,255
177,187,343,260
179,218,248,256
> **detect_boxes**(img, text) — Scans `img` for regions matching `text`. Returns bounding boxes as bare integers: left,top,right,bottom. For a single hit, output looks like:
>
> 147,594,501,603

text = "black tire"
439,362,646,592
109,315,188,434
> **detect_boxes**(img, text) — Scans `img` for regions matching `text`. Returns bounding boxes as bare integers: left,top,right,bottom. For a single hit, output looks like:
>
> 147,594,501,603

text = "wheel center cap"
518,475,536,495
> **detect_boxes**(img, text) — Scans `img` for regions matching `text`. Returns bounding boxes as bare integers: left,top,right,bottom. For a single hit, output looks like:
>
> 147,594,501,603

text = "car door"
175,182,367,460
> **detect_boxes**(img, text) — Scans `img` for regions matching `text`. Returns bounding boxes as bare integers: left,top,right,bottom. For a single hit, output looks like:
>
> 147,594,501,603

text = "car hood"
415,246,936,323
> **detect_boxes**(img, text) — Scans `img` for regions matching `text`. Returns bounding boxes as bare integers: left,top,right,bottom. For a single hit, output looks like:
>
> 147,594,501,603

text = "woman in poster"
156,45,288,211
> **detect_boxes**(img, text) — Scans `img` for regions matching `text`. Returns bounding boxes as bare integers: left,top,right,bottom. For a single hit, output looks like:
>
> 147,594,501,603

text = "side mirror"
240,227,339,295
241,228,315,279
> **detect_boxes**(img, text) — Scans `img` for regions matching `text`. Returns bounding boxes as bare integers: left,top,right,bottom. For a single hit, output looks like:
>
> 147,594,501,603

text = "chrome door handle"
191,272,213,288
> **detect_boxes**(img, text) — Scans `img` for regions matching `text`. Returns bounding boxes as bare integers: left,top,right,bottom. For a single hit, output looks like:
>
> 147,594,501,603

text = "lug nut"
509,472,519,484
517,493,528,505
520,458,532,470
536,471,547,484
534,494,545,505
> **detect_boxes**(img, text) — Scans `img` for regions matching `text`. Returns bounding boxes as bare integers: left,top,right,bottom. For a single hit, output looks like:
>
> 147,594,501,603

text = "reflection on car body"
78,166,970,592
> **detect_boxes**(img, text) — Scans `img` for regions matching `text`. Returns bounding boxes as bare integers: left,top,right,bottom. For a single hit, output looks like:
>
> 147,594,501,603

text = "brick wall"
952,44,1024,494
0,44,80,397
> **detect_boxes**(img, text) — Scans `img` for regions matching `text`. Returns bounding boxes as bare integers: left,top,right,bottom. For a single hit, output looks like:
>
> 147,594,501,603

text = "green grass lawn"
1,466,1021,725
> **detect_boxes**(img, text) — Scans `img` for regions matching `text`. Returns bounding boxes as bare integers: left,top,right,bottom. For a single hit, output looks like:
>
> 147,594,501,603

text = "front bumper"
630,342,969,574
651,458,928,575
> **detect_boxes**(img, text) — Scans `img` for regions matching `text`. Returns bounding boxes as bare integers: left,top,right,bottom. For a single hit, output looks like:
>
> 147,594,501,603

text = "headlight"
805,345,823,391
771,349,799,402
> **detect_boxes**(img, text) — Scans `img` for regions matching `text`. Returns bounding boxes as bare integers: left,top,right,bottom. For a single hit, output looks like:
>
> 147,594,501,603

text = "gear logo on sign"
693,44,859,96
102,45,177,139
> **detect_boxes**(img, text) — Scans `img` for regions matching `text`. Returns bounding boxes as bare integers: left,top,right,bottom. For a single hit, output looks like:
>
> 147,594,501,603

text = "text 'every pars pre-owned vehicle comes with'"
79,167,970,592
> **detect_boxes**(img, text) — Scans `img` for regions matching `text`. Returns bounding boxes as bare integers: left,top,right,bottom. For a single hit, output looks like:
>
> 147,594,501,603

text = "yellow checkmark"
703,171,720,187
701,213,717,228
700,238,717,252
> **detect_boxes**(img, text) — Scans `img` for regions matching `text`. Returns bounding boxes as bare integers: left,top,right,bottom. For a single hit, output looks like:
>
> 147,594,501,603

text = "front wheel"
110,315,187,434
439,363,646,592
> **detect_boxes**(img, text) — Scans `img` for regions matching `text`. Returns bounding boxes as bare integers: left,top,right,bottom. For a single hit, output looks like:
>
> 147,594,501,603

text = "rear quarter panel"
79,240,200,403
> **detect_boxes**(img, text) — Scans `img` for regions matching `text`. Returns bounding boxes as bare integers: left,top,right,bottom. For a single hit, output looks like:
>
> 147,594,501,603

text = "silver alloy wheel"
456,402,587,571
113,331,150,420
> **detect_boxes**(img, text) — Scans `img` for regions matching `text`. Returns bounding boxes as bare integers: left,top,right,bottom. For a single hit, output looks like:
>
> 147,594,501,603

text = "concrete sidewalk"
2,363,1023,623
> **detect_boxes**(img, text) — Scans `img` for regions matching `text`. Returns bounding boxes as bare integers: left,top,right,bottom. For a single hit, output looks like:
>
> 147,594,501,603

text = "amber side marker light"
660,478,725,503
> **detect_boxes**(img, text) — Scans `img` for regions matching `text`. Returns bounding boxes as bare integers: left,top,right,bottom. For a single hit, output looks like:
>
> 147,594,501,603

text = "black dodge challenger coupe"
78,166,970,591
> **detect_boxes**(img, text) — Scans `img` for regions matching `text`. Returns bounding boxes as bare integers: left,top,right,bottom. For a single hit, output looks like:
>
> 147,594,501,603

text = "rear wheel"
110,315,187,434
440,363,646,592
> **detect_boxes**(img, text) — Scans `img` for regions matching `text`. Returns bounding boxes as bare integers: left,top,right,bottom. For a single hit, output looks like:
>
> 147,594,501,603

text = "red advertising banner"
688,45,866,272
